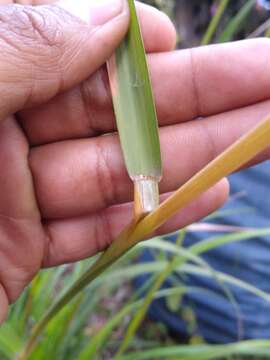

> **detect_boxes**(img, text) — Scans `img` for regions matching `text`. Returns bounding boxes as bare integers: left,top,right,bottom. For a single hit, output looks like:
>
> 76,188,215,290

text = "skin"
0,0,269,323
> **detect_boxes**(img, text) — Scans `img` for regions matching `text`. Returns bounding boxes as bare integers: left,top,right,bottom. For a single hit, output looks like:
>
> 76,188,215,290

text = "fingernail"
60,0,125,26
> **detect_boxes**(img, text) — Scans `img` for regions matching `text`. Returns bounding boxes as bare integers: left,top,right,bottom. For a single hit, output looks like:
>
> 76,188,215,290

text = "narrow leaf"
218,0,255,42
118,340,270,360
107,0,161,214
201,0,230,45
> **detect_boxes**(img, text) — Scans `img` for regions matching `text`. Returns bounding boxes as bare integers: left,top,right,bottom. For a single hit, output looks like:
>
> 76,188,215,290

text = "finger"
43,179,229,267
0,0,130,121
29,99,270,220
21,38,270,145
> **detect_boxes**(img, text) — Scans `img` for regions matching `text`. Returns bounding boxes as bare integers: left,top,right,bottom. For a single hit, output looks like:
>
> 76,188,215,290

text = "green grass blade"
189,228,270,255
107,0,161,213
205,206,254,220
218,0,255,42
107,0,161,179
118,340,270,360
201,0,230,45
180,264,270,302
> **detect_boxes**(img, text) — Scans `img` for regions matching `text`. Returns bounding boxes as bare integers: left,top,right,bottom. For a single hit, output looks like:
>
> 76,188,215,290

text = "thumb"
0,0,128,120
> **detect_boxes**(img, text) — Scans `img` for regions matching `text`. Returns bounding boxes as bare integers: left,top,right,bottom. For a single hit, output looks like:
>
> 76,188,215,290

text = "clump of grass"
2,229,270,359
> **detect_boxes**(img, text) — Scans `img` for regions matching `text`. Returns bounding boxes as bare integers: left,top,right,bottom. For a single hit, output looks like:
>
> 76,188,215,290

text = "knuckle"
80,67,112,135
0,5,63,58
95,138,118,208
94,210,113,253
188,47,202,117
199,121,218,162
17,7,60,48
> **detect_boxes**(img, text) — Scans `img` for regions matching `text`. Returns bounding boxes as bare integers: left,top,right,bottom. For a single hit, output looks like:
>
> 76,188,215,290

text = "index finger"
21,38,270,145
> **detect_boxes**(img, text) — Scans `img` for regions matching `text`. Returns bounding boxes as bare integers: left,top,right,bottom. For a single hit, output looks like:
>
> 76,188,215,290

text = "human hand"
0,0,269,324
0,0,179,323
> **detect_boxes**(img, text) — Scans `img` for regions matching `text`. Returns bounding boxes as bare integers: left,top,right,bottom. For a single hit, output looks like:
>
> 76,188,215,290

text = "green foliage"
218,0,256,42
202,0,230,45
107,0,161,181
2,228,270,359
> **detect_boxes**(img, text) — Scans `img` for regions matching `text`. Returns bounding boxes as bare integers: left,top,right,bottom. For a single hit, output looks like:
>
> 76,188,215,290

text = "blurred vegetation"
3,1,270,359
3,229,270,360
146,0,270,47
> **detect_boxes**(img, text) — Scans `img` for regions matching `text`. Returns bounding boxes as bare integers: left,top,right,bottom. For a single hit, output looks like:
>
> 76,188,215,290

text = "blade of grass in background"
118,340,270,360
180,264,270,303
107,0,161,216
190,228,270,255
218,0,255,42
201,0,230,45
